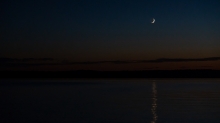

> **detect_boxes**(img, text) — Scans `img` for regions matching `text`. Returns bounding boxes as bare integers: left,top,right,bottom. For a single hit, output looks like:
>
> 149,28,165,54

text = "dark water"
1,79,220,123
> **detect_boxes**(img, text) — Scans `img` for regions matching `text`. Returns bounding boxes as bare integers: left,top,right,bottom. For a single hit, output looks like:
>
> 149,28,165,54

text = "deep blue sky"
1,0,220,70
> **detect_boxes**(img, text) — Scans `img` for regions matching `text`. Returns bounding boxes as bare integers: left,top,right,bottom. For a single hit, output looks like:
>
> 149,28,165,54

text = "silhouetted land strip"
0,70,220,78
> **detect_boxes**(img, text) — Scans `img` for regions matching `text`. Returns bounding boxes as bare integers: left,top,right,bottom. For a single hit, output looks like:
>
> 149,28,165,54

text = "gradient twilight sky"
1,0,220,70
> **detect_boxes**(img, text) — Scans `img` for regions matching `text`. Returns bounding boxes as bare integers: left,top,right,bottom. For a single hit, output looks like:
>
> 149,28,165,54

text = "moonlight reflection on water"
151,81,158,123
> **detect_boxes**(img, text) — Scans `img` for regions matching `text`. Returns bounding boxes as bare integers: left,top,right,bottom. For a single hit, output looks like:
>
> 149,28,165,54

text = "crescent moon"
151,18,155,23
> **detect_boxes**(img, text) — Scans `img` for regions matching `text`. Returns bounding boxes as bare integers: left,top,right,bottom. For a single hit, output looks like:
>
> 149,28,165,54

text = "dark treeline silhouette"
1,57,220,67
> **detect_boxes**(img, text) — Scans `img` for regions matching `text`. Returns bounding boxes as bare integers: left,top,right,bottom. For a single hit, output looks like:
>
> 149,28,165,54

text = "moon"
151,18,155,23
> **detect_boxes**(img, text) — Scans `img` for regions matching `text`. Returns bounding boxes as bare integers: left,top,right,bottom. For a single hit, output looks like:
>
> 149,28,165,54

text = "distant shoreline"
0,70,219,78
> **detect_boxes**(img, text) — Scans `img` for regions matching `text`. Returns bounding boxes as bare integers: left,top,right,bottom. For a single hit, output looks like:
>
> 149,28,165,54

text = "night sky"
1,0,220,71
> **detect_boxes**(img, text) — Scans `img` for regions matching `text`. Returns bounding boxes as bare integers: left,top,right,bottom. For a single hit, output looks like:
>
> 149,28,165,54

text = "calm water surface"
1,79,220,123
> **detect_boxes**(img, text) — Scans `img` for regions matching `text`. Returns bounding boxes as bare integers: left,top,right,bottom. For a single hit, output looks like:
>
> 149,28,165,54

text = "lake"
1,79,220,123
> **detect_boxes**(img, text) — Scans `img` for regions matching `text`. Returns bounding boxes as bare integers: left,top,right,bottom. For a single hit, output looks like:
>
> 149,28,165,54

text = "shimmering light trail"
151,81,157,123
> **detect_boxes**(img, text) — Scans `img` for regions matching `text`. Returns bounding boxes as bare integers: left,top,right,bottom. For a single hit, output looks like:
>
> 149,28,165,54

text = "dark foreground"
1,79,220,123
0,70,220,78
